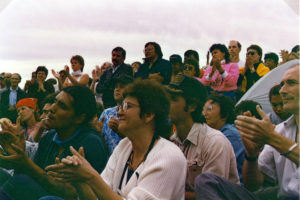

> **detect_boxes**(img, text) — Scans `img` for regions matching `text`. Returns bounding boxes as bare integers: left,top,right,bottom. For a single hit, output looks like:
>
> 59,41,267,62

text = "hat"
166,74,207,101
16,98,38,110
113,75,134,87
169,54,182,63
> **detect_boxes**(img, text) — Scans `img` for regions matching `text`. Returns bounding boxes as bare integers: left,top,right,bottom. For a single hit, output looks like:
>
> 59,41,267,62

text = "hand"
93,117,104,134
149,73,163,83
64,65,70,76
52,69,61,80
279,49,289,63
235,106,276,156
108,117,119,133
46,146,98,183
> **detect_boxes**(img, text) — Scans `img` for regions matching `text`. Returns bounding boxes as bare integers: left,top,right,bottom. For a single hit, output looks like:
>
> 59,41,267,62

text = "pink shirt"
200,62,239,92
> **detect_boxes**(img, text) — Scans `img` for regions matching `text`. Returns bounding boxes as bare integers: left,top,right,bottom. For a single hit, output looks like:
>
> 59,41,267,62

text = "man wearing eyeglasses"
0,73,26,123
238,44,270,92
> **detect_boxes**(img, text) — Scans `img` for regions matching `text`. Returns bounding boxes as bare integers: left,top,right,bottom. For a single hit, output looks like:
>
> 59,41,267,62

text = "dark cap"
166,74,207,101
169,54,182,64
113,75,134,87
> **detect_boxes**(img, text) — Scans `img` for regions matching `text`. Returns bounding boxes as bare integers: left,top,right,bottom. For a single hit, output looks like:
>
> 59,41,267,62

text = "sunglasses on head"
183,65,194,71
247,51,256,56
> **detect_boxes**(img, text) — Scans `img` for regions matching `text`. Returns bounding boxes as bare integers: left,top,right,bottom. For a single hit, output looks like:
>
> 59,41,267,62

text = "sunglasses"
183,65,194,71
247,51,256,56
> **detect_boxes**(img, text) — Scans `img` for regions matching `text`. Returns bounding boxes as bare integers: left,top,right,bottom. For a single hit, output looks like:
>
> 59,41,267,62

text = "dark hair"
62,85,97,125
12,73,22,81
236,41,242,49
268,84,281,102
123,79,171,139
184,50,199,62
184,59,200,77
291,45,299,53
247,44,263,61
209,43,230,63
235,100,262,120
264,52,279,65
145,42,163,59
71,55,85,71
36,66,48,77
206,94,235,124
132,61,141,66
112,47,126,59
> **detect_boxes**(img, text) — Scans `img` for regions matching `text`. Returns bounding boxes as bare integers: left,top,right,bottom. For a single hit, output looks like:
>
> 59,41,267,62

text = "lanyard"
118,134,158,190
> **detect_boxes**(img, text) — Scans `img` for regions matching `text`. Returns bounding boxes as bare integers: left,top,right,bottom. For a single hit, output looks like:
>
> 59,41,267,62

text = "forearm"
268,132,299,166
73,182,97,200
67,74,80,85
19,159,77,198
242,158,264,191
87,172,122,200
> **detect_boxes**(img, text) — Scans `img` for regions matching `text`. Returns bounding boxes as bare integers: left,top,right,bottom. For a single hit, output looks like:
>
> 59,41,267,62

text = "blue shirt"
100,106,121,154
220,124,245,185
9,87,18,107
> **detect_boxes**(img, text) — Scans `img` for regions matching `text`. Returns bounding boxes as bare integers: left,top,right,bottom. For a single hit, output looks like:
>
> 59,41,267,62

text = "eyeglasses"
183,65,194,71
247,51,256,56
117,101,140,112
203,105,213,112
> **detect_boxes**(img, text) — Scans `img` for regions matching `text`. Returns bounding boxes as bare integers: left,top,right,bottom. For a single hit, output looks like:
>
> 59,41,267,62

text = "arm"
67,73,90,86
221,63,240,88
51,70,64,91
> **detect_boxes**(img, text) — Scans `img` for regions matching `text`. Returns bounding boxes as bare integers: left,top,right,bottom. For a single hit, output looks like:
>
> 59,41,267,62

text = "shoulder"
201,124,231,146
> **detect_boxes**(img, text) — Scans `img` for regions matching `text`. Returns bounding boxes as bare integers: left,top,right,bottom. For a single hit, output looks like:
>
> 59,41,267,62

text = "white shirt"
258,115,299,198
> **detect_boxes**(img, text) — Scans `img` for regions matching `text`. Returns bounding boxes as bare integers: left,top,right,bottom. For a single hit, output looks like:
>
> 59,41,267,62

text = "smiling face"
117,96,142,136
279,65,299,114
202,100,225,129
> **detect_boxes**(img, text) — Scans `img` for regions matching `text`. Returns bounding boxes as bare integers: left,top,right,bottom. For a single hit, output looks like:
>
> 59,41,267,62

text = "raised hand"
52,69,61,80
108,117,119,133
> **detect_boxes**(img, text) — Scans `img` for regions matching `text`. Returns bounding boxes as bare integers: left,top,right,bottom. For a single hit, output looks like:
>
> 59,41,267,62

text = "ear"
143,113,155,124
74,114,87,125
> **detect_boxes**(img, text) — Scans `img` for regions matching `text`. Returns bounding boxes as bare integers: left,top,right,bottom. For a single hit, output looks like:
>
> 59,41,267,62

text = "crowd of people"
0,41,299,200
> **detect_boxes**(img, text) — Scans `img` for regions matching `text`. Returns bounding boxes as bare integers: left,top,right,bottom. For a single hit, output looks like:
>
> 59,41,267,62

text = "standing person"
228,40,245,69
194,65,299,200
99,75,133,154
0,73,26,123
27,66,55,109
202,94,245,184
0,85,109,200
267,84,291,125
96,47,133,108
238,44,270,92
134,42,172,85
45,79,186,200
167,74,239,200
264,52,279,70
200,43,240,102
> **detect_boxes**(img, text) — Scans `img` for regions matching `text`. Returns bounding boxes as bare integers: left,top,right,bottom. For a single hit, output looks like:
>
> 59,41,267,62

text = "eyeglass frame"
117,101,140,112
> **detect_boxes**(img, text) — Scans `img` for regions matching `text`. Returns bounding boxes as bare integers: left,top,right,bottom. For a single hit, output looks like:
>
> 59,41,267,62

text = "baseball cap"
166,74,207,101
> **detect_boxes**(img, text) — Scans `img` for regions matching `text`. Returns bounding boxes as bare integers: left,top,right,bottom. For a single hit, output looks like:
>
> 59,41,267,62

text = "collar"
10,87,18,92
111,64,121,73
52,127,82,145
172,123,203,146
284,115,296,127
71,70,82,76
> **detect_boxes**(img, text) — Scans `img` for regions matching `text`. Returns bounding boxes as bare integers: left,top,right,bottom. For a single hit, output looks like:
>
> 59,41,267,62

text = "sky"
0,0,299,87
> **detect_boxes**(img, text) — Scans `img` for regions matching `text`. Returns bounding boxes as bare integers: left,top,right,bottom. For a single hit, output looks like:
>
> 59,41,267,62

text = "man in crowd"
238,44,270,92
194,65,299,200
27,66,55,109
134,42,172,84
96,47,133,108
167,74,239,199
228,40,245,69
0,85,109,200
264,52,279,70
99,75,133,154
267,84,291,125
0,73,26,123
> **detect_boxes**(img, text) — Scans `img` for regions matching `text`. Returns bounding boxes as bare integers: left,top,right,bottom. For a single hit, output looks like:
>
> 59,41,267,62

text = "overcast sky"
0,0,299,87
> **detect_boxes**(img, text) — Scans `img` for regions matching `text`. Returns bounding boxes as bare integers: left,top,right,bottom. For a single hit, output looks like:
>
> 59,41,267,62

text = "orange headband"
16,98,38,110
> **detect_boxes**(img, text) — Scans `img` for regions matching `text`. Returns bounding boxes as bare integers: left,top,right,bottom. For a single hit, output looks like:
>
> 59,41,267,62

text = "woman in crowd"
200,43,239,102
182,58,202,82
52,55,89,90
202,94,245,184
16,98,40,142
45,79,186,200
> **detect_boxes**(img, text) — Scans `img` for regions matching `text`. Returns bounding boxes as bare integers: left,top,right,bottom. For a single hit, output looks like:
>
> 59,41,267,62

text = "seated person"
267,84,291,125
200,43,239,102
45,80,187,200
203,94,245,184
